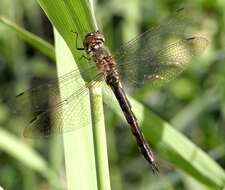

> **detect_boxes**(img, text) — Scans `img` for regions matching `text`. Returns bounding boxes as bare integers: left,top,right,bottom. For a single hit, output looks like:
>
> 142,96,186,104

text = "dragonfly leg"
79,55,91,61
70,30,85,50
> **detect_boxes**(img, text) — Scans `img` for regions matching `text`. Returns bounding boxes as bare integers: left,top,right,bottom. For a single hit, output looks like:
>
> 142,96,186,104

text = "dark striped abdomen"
109,80,158,172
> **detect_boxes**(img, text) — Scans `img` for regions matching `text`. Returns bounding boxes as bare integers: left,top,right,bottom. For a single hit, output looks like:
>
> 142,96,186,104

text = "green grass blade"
54,28,98,190
37,0,111,189
171,88,218,131
103,92,225,189
0,127,48,172
37,0,96,57
0,16,55,61
0,127,60,187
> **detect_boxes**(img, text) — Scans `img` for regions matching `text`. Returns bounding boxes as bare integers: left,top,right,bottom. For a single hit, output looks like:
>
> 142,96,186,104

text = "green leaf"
104,92,225,189
0,127,60,187
0,16,55,61
37,0,96,58
36,0,111,189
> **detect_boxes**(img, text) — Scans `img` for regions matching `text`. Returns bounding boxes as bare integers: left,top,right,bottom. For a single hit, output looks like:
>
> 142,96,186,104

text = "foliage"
0,0,224,189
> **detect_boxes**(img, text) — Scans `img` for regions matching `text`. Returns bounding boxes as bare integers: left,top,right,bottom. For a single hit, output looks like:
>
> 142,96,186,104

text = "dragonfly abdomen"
108,79,158,172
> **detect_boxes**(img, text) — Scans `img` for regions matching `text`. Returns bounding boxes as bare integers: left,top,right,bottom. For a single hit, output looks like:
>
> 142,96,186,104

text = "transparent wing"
114,8,193,61
23,77,104,138
117,37,208,89
113,7,208,89
10,64,97,114
9,63,103,138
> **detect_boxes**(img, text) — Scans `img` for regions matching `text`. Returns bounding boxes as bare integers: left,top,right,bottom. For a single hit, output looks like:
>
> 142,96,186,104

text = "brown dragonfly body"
81,31,158,172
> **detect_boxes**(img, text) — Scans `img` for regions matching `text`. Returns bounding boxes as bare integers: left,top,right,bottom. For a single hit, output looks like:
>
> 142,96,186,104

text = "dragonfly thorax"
83,31,119,81
89,46,118,79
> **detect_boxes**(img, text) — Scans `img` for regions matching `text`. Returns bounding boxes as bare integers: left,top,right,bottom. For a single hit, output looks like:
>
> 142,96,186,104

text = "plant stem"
54,28,97,190
90,84,111,190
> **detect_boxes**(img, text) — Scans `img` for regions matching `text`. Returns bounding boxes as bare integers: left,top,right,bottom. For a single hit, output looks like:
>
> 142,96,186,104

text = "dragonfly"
11,7,208,172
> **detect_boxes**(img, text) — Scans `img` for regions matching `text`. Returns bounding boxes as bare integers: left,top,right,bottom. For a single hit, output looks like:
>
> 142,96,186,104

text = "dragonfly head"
83,30,105,53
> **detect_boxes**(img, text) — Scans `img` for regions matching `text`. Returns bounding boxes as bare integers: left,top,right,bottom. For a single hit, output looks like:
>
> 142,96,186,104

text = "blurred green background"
0,0,225,190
